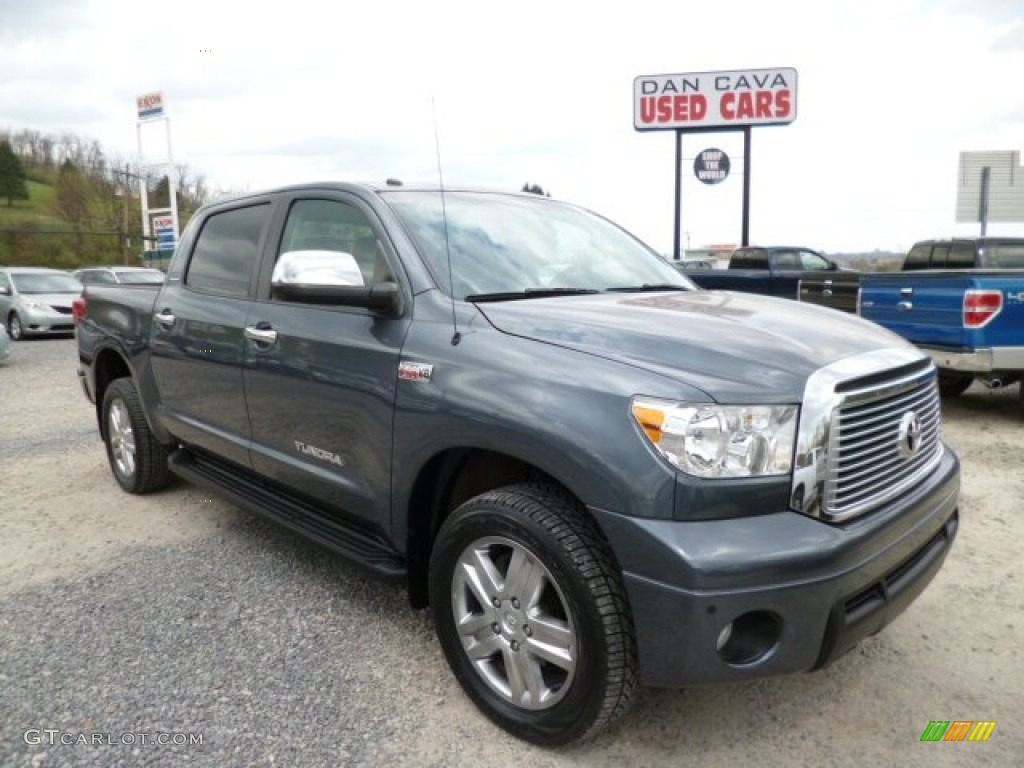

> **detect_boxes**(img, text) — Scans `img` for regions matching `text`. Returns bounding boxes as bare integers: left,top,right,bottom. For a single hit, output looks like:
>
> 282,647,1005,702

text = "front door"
242,195,410,530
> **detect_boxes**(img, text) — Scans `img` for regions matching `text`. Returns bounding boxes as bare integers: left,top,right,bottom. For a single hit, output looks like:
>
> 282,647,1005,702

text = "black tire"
7,312,23,341
428,482,637,746
101,377,173,494
938,373,974,398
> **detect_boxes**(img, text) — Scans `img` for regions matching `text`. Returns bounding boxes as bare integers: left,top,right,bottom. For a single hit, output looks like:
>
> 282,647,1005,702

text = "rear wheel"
429,482,637,745
7,312,23,341
102,378,173,494
938,373,974,398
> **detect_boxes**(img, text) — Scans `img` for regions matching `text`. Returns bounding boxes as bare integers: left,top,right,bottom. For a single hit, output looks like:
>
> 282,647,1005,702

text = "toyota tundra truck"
74,182,960,745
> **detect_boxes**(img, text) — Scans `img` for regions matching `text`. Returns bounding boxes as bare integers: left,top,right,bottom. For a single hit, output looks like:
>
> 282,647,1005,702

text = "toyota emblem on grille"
898,411,922,459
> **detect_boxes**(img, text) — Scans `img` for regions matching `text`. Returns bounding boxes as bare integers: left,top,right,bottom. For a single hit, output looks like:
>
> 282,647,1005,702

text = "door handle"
822,289,833,297
897,301,913,311
154,308,176,327
900,287,914,296
244,324,278,346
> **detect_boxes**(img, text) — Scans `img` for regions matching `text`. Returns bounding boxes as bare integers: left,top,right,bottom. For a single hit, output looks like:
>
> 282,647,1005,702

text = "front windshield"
381,191,692,299
11,273,82,293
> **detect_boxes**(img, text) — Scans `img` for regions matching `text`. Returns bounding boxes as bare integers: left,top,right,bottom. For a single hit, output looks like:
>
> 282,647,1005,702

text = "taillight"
72,296,87,326
963,289,1001,328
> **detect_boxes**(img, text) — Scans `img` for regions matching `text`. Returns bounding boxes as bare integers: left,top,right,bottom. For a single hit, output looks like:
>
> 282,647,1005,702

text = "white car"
71,266,166,286
0,267,82,340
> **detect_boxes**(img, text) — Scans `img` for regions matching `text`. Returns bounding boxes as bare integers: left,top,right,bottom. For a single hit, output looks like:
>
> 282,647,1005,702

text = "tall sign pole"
634,67,798,252
136,91,179,264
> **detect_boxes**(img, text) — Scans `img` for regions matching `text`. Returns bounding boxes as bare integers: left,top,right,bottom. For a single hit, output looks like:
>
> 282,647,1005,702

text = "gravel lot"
1,337,1022,767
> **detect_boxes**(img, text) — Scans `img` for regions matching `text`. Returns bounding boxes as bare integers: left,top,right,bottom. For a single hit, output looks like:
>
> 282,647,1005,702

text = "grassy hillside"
0,176,128,269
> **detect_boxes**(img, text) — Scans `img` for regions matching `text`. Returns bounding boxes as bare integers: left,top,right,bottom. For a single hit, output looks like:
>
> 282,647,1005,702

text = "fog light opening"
716,611,782,666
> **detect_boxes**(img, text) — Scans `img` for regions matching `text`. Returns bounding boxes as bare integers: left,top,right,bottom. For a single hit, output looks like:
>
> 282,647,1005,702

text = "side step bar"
169,448,406,578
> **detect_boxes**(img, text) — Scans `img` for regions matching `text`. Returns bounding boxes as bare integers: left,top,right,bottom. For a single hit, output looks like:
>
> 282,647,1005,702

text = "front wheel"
101,378,173,494
429,483,637,745
7,312,23,341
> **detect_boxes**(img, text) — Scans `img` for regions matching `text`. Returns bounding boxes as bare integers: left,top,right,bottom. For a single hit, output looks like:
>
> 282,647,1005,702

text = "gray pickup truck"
75,183,960,745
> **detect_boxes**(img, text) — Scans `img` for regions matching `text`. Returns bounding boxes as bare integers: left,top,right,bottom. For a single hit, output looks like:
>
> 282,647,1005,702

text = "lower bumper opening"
814,508,959,669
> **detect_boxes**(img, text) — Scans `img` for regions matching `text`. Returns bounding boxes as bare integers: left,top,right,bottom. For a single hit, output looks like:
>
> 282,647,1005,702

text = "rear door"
149,199,274,467
241,192,411,530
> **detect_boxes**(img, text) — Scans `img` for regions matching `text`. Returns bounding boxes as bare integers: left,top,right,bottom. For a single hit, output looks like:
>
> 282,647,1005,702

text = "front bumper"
590,445,960,687
19,306,75,335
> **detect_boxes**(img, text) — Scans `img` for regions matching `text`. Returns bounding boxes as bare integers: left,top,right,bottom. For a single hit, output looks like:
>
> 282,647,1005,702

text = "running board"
169,448,406,578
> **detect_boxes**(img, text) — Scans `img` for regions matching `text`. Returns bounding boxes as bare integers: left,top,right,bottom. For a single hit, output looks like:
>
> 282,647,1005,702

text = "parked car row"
0,265,164,341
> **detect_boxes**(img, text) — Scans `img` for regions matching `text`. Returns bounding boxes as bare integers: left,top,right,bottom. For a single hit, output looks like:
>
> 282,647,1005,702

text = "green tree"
0,140,30,207
56,159,91,225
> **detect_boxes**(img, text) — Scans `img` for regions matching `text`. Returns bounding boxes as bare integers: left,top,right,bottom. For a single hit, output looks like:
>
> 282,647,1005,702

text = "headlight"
22,299,49,311
631,397,797,478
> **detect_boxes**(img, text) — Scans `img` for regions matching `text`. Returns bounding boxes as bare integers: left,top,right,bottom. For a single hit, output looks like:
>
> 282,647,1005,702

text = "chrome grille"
824,366,942,520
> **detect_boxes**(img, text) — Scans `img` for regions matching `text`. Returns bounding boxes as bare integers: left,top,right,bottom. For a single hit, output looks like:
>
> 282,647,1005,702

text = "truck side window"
277,199,389,286
947,243,975,269
798,250,830,270
187,204,270,297
904,243,931,270
988,244,1024,268
730,248,767,269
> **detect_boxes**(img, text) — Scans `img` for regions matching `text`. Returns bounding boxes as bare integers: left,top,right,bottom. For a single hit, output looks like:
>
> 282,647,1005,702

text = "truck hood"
476,290,909,402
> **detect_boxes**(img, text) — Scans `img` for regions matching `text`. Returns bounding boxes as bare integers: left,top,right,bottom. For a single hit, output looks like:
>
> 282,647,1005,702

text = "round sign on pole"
694,148,730,185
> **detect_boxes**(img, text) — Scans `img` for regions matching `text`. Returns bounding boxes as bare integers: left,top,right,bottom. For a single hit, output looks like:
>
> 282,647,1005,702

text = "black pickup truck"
75,183,960,745
687,245,860,313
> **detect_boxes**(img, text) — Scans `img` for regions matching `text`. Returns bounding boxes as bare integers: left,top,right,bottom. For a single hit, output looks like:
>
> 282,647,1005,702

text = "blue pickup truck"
859,270,1024,397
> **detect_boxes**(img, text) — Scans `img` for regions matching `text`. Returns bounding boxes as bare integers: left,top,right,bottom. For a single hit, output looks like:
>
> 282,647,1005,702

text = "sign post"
136,91,179,263
633,67,797,257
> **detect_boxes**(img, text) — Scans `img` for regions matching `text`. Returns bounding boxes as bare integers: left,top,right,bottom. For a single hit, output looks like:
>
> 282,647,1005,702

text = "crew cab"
902,237,1024,270
74,182,960,745
859,269,1024,398
688,245,858,312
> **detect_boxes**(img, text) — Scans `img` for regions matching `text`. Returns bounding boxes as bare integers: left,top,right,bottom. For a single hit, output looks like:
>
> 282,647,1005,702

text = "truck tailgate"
859,270,1024,350
798,270,860,313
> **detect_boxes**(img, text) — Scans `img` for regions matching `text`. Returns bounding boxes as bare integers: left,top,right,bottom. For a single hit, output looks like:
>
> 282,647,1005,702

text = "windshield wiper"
605,284,690,293
465,288,601,302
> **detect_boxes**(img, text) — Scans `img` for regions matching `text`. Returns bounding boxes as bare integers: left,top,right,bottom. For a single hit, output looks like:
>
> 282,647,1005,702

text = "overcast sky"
2,0,1022,254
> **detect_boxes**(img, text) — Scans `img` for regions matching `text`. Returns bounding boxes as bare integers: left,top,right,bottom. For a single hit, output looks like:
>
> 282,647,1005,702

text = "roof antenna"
432,97,461,346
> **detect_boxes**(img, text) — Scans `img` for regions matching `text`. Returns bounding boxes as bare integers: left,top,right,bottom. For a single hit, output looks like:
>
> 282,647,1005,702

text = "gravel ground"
1,337,1022,767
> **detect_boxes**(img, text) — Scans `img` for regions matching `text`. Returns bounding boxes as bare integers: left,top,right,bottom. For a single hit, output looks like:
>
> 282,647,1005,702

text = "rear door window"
946,242,976,269
186,204,271,297
730,248,768,269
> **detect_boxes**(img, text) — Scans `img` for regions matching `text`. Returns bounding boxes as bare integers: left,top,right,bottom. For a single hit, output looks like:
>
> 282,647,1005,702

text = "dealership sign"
634,68,797,130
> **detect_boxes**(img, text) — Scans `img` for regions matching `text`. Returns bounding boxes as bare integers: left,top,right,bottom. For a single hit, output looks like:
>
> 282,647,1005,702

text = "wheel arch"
92,346,134,439
404,447,615,609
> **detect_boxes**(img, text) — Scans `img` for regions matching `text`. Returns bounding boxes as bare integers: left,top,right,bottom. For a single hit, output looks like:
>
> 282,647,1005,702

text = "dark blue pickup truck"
74,183,960,744
859,269,1024,398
